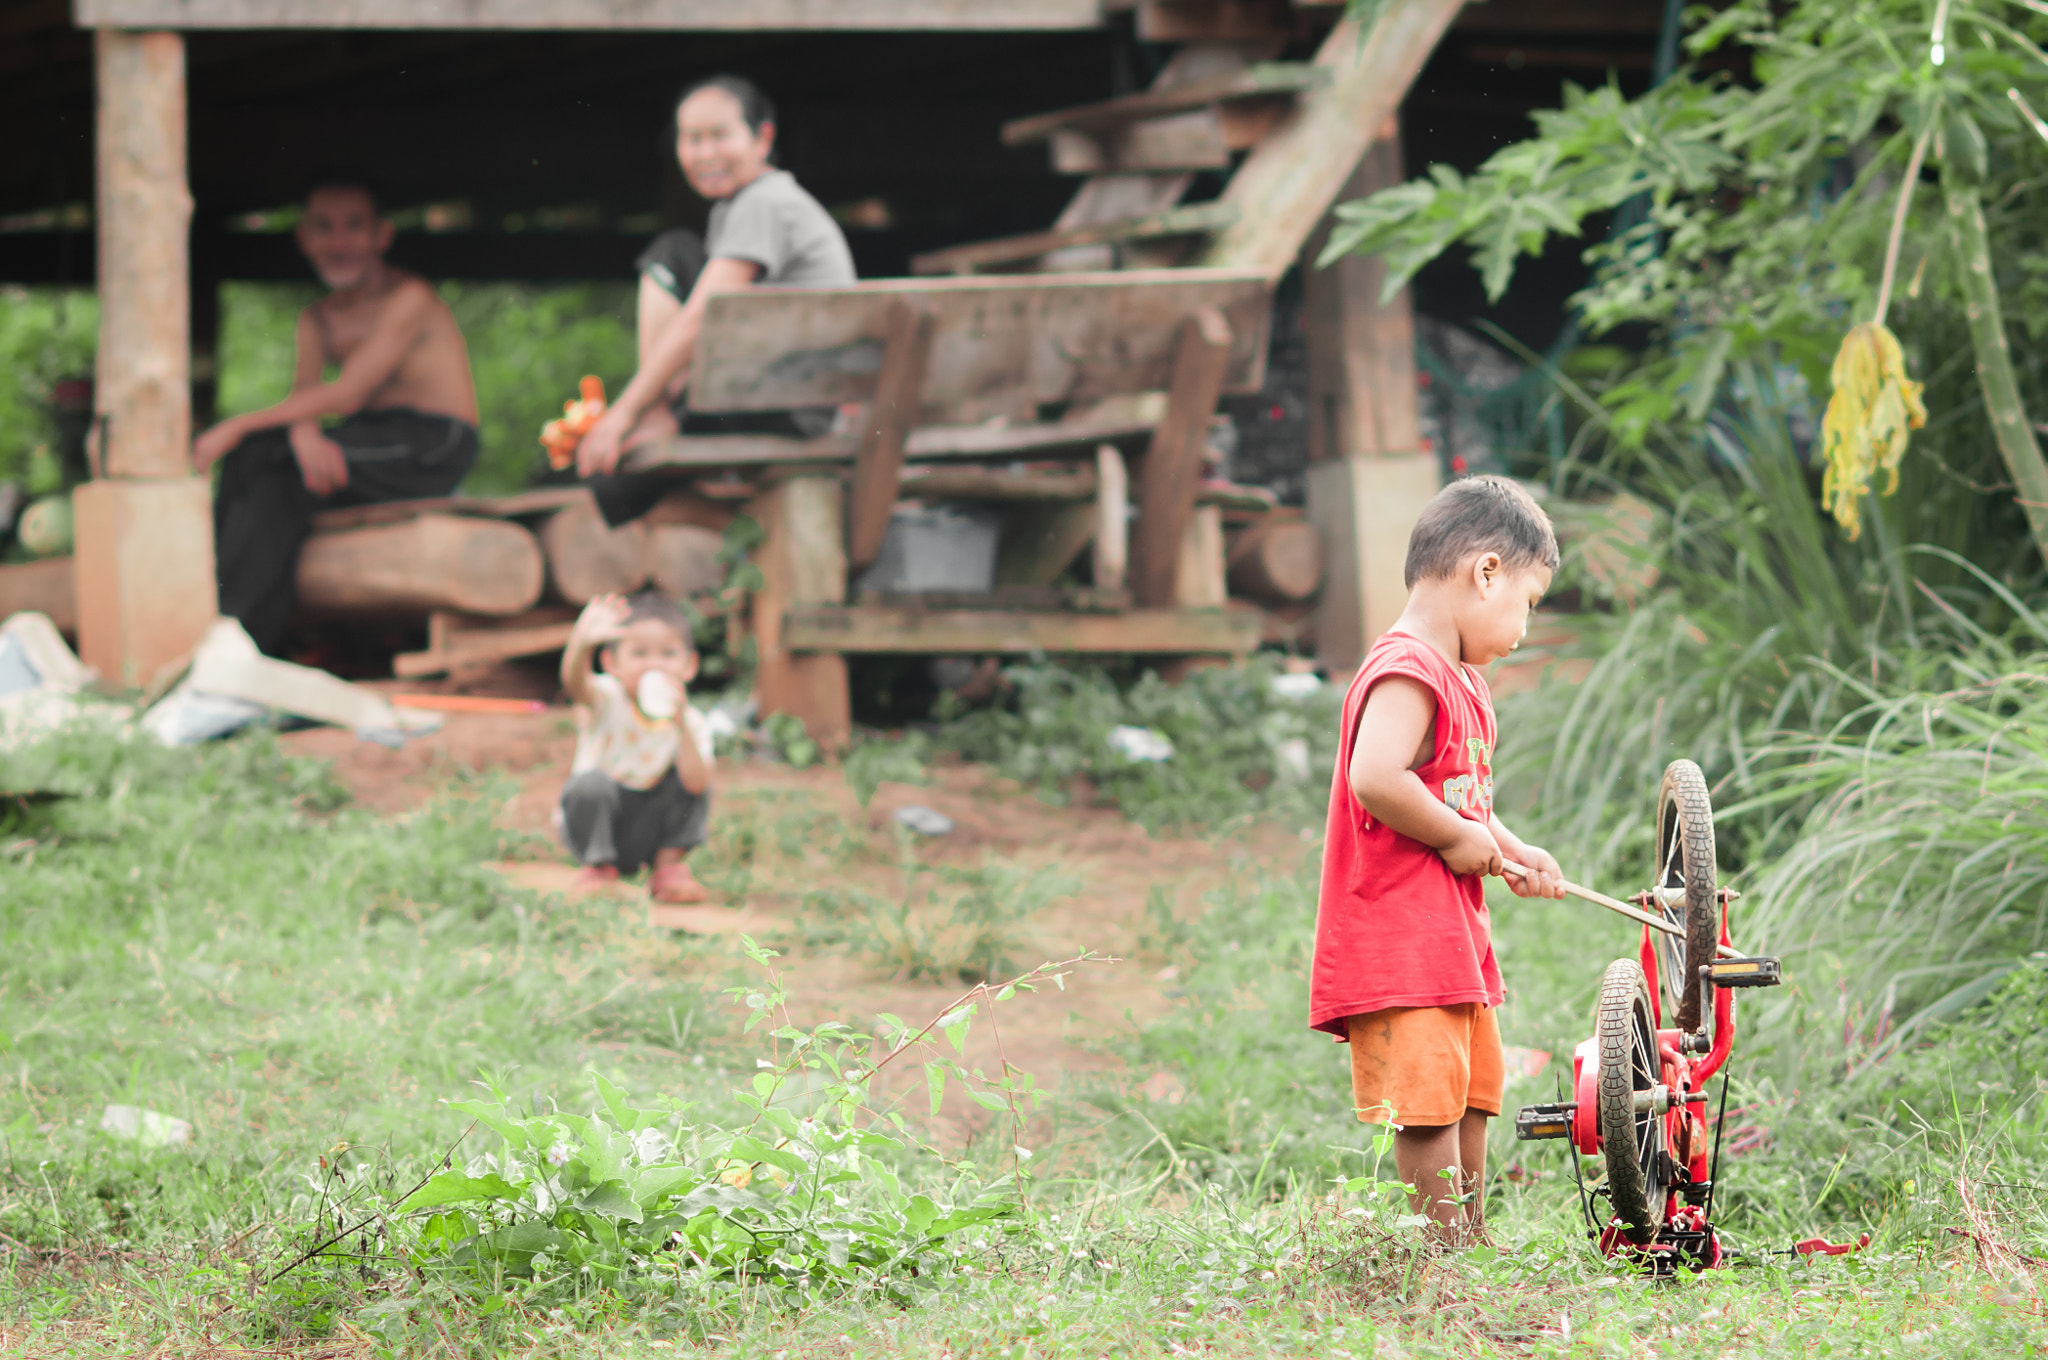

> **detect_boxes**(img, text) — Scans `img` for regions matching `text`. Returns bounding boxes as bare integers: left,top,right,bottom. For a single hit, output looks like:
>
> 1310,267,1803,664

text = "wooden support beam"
1048,111,1230,174
295,514,545,617
1305,134,1420,464
79,30,215,688
1198,0,1468,278
94,29,190,479
73,479,216,689
785,604,1258,655
1302,129,1432,672
1172,504,1227,606
1093,444,1129,593
846,301,936,573
747,476,850,753
75,0,1105,30
909,202,1236,276
1129,308,1232,608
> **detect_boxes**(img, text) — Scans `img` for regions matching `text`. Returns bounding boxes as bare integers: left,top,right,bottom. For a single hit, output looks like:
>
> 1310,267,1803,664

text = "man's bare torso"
305,269,478,423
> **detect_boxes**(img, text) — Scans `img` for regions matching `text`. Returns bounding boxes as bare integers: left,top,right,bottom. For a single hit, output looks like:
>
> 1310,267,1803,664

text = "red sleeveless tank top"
1310,631,1503,1038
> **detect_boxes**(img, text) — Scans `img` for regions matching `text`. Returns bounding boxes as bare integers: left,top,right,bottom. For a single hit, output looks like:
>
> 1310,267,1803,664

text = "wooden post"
1302,127,1435,674
1093,443,1128,593
77,29,215,687
1130,307,1232,607
846,301,936,572
749,476,851,754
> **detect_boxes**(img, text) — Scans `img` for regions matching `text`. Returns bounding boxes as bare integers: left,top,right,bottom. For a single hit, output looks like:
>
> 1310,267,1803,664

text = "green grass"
2,720,2045,1357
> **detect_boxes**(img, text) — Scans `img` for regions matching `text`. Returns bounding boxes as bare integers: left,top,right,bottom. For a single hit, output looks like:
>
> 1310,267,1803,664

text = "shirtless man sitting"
192,176,479,656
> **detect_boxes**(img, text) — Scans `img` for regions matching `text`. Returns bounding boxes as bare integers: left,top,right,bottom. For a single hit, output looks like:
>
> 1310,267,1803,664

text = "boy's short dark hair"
604,591,694,652
1403,475,1560,588
303,171,383,214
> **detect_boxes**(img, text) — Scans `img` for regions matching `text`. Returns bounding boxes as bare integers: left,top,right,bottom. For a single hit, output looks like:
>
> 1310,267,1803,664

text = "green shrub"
937,656,1339,833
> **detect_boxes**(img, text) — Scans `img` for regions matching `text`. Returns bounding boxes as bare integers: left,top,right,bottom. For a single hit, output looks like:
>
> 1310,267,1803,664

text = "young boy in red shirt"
1311,475,1567,1242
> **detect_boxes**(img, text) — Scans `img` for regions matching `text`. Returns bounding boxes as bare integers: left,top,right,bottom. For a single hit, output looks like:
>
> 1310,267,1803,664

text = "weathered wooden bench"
612,266,1279,740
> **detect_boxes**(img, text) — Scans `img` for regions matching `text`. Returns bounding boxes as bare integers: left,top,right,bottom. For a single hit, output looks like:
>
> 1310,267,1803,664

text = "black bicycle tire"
1654,759,1720,1035
1597,956,1666,1244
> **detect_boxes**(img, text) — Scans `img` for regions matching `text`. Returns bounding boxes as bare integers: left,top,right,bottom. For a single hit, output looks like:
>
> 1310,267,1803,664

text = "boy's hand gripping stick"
1498,859,1741,958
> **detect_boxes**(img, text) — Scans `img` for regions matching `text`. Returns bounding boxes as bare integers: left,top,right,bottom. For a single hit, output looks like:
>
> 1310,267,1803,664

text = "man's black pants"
213,407,478,655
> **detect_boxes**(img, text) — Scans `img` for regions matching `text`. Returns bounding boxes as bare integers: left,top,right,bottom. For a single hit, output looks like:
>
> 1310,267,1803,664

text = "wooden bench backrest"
689,267,1272,424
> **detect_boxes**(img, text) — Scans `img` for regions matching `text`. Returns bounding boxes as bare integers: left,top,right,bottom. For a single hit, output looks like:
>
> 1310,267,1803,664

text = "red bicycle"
1508,760,1856,1271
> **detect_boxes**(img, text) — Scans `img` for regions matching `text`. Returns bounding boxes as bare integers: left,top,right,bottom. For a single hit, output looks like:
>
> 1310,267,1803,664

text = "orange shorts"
1347,1003,1504,1127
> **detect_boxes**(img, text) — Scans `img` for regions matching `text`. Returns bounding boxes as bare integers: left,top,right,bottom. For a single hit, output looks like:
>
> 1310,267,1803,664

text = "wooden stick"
1499,859,1742,958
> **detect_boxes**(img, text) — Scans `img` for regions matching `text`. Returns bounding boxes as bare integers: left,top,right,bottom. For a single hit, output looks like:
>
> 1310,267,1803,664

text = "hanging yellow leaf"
1820,322,1926,538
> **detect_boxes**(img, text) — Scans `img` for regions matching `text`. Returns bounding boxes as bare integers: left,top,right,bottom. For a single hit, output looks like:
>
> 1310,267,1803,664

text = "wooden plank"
910,202,1236,276
785,604,1258,655
1049,110,1230,174
1002,62,1325,144
1129,308,1232,608
623,411,1159,473
0,557,77,635
1198,0,1468,278
75,0,1105,30
846,301,936,572
1093,444,1128,593
688,268,1273,423
95,29,190,479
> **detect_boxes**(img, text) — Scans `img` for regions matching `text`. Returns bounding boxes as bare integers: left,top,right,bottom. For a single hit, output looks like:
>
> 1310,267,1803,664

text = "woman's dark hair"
674,75,777,136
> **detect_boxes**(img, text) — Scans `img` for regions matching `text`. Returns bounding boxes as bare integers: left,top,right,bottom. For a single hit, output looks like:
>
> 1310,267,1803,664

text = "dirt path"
280,712,1296,1145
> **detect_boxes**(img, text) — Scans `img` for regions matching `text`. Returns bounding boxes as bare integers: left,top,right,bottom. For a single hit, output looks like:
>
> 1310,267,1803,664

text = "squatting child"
558,592,715,904
1311,475,1567,1242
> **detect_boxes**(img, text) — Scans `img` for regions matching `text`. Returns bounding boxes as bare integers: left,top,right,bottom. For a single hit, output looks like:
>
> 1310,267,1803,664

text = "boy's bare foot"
649,862,709,904
570,864,621,893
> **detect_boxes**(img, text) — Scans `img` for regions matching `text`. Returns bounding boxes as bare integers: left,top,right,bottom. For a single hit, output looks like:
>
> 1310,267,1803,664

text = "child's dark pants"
558,768,708,874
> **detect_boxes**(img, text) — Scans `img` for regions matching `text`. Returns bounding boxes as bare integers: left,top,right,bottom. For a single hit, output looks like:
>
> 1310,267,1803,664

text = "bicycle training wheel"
1596,957,1668,1244
1652,759,1721,1036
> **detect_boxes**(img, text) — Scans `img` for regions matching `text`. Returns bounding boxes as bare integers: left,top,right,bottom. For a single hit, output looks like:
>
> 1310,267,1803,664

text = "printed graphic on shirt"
1442,736,1495,816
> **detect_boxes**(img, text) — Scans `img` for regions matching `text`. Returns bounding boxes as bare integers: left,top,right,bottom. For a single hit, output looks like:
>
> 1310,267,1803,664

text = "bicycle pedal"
1515,1102,1575,1140
1706,955,1782,988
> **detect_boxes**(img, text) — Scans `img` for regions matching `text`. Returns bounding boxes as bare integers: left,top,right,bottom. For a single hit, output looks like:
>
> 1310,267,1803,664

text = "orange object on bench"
540,375,608,470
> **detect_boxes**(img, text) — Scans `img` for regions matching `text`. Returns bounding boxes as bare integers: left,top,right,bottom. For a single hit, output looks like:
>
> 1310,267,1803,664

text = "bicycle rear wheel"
1597,957,1669,1244
1653,759,1721,1035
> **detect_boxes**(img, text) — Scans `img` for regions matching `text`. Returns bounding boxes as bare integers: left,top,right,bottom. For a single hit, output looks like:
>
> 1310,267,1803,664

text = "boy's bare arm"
577,257,762,476
561,595,629,707
672,714,713,796
1347,676,1502,876
194,281,436,469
